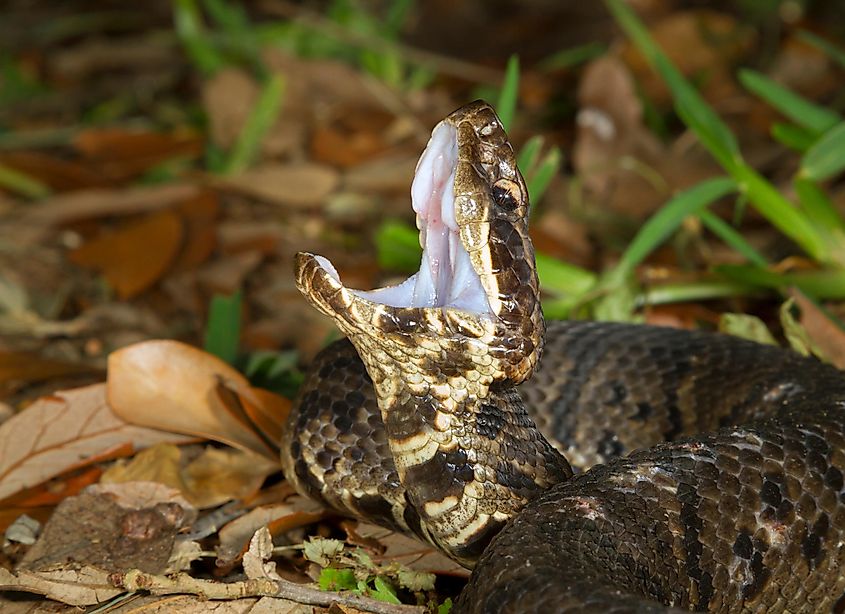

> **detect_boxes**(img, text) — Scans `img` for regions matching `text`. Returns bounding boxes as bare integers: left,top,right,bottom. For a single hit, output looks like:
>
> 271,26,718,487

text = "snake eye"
491,179,522,210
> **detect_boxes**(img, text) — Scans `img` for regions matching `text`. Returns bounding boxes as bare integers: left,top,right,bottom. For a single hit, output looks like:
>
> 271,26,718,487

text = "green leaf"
526,146,562,204
738,69,840,135
369,576,401,604
697,210,769,268
794,177,845,232
517,135,544,172
717,265,845,299
780,298,821,357
593,277,640,322
303,537,345,567
0,163,50,199
535,252,596,297
243,350,298,380
770,122,817,152
605,0,741,169
173,0,224,75
318,568,357,592
222,73,285,174
718,313,777,345
610,177,737,283
203,291,242,364
496,54,520,131
800,121,845,182
374,220,421,272
397,568,436,591
641,278,761,306
731,164,828,262
438,598,454,614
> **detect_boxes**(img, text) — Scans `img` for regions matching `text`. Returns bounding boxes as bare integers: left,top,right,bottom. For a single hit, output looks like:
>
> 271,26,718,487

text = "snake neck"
349,327,573,565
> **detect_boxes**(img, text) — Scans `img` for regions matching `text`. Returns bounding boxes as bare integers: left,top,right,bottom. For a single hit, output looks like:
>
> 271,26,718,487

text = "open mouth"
317,121,492,316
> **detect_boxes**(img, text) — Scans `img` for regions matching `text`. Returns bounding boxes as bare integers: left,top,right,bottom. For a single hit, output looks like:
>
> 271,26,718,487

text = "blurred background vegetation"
2,0,845,399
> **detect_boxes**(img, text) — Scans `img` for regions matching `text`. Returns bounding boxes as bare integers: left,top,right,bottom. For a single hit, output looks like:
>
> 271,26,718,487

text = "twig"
111,569,426,614
259,0,504,85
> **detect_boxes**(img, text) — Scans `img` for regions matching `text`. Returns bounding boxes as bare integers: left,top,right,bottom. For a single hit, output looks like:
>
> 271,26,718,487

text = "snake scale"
282,101,845,612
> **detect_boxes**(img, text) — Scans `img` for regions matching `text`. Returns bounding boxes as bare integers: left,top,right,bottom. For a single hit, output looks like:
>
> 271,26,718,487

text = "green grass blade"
535,252,596,297
641,279,762,305
496,54,519,131
697,210,769,267
605,0,834,263
204,291,242,364
717,265,845,299
731,165,827,261
738,69,841,135
800,121,845,182
794,177,845,232
526,146,562,204
605,0,741,169
771,122,817,152
173,0,223,75
222,74,285,174
517,135,543,172
0,163,51,199
799,31,845,71
611,176,737,281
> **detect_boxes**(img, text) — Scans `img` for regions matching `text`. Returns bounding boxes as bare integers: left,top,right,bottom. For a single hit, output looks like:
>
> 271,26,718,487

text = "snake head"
295,100,543,388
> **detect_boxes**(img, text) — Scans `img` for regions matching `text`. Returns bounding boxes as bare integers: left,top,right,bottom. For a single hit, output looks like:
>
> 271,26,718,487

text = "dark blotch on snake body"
476,404,506,440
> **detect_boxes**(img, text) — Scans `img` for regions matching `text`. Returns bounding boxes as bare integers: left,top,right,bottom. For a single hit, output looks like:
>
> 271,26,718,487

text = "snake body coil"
284,101,845,612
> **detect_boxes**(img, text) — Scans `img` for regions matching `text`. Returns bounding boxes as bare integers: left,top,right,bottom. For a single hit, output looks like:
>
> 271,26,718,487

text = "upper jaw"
300,111,495,322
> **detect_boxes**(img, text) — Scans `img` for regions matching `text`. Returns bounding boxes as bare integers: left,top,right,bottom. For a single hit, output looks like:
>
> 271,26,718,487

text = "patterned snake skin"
283,101,845,612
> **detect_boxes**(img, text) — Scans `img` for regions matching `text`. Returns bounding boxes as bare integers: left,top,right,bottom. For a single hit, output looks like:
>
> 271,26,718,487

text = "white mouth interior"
323,121,491,314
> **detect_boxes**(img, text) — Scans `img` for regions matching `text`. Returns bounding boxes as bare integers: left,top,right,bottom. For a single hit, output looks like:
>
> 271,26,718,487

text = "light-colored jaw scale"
294,100,569,565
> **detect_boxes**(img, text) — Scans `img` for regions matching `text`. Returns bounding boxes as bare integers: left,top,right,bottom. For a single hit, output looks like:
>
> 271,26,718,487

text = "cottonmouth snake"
282,101,845,612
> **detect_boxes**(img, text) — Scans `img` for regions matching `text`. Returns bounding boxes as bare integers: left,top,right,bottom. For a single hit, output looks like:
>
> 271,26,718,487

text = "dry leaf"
19,488,189,574
243,527,282,581
203,69,259,149
202,68,302,158
343,154,418,195
102,443,276,509
171,190,220,272
0,350,99,393
574,56,665,218
107,340,278,459
166,539,204,573
72,129,202,181
791,289,845,369
215,163,339,208
24,183,199,225
241,387,291,447
619,10,752,105
87,481,196,521
196,250,263,295
0,152,108,191
217,497,325,566
0,383,190,501
309,108,395,168
69,208,184,299
0,565,121,606
0,594,82,613
182,446,278,508
352,523,468,578
88,594,306,613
